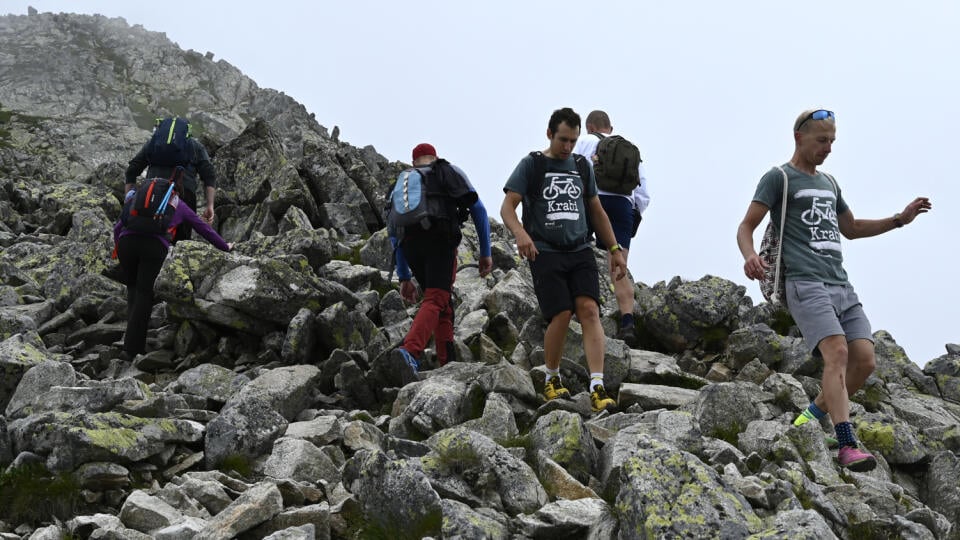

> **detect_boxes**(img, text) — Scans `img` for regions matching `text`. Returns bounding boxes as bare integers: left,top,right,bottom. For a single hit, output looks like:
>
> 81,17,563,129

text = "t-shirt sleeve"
752,167,784,209
504,155,533,195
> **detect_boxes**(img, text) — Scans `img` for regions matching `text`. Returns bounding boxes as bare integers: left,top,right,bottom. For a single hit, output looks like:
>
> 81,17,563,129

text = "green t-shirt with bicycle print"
504,154,598,252
754,163,850,285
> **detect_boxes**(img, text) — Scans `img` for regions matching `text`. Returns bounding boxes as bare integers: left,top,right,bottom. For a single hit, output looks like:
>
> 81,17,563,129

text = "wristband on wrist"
892,213,903,228
609,243,623,253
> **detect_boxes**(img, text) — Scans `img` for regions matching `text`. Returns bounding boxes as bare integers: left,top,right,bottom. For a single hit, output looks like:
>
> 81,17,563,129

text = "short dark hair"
547,107,581,134
585,110,611,130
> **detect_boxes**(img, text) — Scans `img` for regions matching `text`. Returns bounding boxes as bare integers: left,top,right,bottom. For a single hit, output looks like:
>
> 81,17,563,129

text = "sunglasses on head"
796,109,835,130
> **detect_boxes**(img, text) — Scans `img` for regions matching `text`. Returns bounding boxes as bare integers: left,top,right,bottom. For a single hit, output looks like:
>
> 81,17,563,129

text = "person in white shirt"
573,110,650,345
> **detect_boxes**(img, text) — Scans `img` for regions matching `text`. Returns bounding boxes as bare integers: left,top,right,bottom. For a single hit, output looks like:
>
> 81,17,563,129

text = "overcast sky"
5,1,958,367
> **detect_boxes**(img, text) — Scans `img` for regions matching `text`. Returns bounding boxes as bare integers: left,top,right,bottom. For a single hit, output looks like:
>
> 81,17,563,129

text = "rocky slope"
1,10,959,540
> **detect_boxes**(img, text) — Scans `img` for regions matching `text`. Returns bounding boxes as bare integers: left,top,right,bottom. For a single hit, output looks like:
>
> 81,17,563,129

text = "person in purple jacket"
114,181,232,357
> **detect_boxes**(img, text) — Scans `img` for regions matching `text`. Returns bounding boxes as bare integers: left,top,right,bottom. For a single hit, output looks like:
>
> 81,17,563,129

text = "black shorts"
529,248,600,321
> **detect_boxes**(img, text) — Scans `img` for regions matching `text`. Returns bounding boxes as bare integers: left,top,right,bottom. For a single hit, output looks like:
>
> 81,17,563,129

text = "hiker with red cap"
384,143,493,383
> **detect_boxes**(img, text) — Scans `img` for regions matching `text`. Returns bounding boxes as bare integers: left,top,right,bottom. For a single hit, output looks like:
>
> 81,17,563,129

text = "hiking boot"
391,348,420,386
838,445,877,472
590,385,617,413
617,324,637,347
543,376,571,401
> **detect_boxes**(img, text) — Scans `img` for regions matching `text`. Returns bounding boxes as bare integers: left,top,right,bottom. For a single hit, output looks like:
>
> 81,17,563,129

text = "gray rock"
342,450,442,539
152,516,209,540
228,365,321,421
195,481,284,540
641,275,745,352
440,499,509,540
625,348,710,388
284,415,343,447
461,392,519,443
924,451,960,528
617,382,699,410
9,378,149,418
695,382,766,443
167,364,250,405
516,497,618,540
26,525,63,540
340,419,385,453
175,477,232,516
726,323,784,369
242,503,330,540
0,332,59,412
615,439,761,537
262,437,340,485
119,490,186,534
529,410,599,484
536,450,599,501
11,411,203,472
389,376,471,439
750,509,838,539
483,269,540,326
423,426,547,514
281,308,319,365
262,524,316,540
204,397,288,469
5,359,76,417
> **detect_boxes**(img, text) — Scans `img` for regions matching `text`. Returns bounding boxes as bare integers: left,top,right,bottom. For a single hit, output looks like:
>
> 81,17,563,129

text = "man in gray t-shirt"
501,107,626,414
736,108,931,472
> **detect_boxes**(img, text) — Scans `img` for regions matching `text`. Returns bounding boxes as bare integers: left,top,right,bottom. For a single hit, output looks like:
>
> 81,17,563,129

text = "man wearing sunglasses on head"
736,109,932,472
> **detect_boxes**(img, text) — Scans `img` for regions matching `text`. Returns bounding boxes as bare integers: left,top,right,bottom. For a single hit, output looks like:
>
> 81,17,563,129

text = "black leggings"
117,235,168,355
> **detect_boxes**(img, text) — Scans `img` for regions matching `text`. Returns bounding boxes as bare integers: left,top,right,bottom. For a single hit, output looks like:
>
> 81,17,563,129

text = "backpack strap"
772,166,789,300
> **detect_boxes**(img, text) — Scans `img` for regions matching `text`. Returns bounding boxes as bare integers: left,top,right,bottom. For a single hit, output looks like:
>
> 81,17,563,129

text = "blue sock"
834,421,856,448
808,402,827,419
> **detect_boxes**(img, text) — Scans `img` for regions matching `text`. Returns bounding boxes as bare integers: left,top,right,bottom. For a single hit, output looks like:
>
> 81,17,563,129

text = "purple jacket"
114,197,230,251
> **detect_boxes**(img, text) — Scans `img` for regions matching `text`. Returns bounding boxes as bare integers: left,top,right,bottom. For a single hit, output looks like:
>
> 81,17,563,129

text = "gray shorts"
786,280,874,356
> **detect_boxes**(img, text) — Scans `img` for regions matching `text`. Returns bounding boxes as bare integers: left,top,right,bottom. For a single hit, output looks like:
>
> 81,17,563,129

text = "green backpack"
592,133,642,195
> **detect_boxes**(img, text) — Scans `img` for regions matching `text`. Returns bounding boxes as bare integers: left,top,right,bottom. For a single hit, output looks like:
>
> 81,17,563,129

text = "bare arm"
737,201,771,281
500,191,538,261
838,197,932,239
202,186,216,224
587,196,626,281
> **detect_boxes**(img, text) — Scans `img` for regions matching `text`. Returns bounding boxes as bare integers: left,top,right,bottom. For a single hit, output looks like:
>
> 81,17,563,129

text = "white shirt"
573,131,650,215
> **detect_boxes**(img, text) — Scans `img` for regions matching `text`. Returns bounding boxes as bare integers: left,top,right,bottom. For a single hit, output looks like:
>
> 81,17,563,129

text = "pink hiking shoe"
838,445,877,472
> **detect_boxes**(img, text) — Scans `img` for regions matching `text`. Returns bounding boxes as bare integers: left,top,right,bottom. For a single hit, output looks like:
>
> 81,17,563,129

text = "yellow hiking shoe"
543,376,571,401
793,409,817,426
590,384,617,413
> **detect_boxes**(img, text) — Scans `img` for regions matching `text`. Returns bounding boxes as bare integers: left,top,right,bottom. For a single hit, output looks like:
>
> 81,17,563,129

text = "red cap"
411,143,437,162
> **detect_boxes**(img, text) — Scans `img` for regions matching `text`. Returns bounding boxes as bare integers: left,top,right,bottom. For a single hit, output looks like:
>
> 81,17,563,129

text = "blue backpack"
148,117,193,167
385,158,475,242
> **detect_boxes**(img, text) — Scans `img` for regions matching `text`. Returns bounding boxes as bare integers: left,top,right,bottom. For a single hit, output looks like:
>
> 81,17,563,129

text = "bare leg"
815,335,851,424
575,296,606,374
812,338,876,413
543,310,573,371
606,249,635,317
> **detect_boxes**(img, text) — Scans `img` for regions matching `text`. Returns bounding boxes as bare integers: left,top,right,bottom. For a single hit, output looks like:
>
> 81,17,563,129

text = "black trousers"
117,235,168,355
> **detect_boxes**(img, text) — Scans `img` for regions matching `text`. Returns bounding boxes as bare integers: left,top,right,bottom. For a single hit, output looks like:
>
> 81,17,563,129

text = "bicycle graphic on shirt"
542,175,582,200
800,196,838,226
